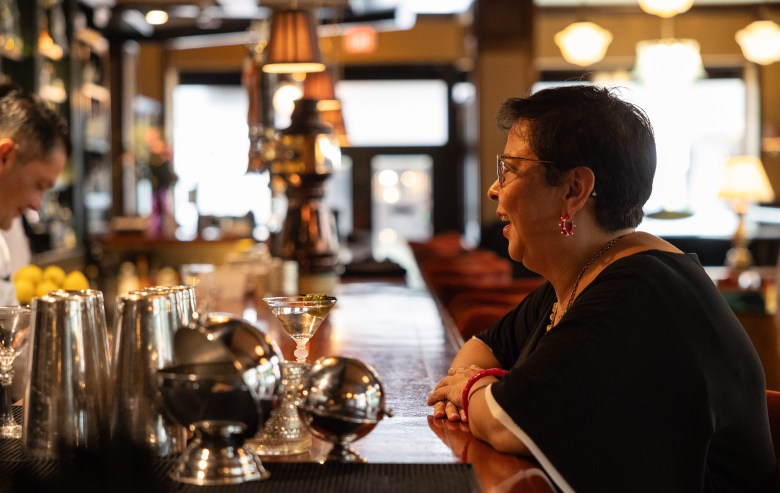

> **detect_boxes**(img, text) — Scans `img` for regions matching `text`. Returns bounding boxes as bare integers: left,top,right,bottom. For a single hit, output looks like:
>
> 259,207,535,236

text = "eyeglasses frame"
495,154,597,197
496,154,555,187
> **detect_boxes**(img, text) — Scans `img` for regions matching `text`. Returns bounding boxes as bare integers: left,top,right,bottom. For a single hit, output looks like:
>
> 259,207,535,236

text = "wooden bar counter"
245,279,557,493
0,275,555,492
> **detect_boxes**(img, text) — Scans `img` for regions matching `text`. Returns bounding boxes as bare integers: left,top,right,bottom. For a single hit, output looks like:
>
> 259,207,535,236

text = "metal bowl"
157,362,272,485
162,313,283,485
157,362,265,436
297,356,392,462
173,312,282,403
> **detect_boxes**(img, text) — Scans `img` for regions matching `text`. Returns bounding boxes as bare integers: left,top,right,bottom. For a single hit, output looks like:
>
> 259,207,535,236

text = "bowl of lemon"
12,264,90,305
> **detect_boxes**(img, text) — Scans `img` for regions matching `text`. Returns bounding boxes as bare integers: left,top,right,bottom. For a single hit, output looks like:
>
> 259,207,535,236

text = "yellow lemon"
42,265,67,286
13,264,43,285
14,278,35,304
35,280,60,297
62,270,90,291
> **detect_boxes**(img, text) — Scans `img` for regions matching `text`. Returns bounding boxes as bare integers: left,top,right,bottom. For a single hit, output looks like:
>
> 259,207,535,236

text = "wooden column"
473,0,538,226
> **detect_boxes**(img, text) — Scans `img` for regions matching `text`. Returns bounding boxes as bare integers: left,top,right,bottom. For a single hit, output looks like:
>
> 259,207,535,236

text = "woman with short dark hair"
428,85,776,492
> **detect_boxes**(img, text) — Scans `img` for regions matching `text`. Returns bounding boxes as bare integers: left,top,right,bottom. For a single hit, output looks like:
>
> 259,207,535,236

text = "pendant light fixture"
303,69,350,146
262,5,325,74
303,69,339,111
635,37,703,86
554,21,613,67
735,20,780,65
638,0,693,18
634,15,704,87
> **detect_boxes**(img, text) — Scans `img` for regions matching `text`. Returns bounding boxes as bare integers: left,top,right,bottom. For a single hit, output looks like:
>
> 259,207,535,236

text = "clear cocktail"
263,295,337,363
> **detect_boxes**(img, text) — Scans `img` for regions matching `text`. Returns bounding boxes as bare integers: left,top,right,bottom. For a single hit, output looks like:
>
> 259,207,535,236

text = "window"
337,79,449,147
534,75,752,237
171,85,271,240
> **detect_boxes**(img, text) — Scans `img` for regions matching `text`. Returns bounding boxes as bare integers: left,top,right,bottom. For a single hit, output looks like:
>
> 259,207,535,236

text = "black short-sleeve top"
476,250,777,492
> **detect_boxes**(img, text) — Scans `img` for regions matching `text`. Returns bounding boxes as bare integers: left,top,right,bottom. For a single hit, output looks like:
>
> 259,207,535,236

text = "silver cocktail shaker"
109,291,187,456
22,290,111,458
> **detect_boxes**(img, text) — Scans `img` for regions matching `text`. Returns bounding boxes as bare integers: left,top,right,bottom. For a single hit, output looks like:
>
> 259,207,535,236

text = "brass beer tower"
271,98,341,292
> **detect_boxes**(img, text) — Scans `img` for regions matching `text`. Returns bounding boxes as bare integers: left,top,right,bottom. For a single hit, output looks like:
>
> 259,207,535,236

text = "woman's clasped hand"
427,365,482,422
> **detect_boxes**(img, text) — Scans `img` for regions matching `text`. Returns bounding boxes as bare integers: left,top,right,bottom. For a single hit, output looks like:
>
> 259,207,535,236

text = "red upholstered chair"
409,232,467,259
433,276,543,307
452,305,515,340
445,280,542,339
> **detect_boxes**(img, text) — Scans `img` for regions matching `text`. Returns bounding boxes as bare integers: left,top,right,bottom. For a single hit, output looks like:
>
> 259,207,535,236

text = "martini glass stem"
0,385,17,434
0,345,20,438
293,339,309,363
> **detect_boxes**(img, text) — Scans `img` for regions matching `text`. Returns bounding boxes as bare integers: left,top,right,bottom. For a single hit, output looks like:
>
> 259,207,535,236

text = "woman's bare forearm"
451,337,502,370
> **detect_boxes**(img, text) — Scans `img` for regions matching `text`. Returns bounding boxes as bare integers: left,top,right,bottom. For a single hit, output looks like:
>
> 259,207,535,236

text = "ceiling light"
635,38,704,86
735,20,780,65
145,10,169,26
263,9,325,74
638,0,693,18
554,21,613,67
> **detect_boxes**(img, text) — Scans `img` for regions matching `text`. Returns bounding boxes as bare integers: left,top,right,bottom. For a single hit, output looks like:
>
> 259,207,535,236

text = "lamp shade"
554,22,613,67
262,9,325,74
735,20,780,66
303,70,340,112
319,107,349,147
638,0,693,18
719,155,775,204
634,38,704,87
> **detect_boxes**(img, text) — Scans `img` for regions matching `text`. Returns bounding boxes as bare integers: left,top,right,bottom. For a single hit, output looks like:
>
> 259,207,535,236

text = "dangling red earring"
559,215,574,236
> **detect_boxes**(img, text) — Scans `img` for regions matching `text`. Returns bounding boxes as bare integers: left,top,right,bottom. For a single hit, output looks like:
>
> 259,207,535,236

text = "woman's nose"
487,180,499,202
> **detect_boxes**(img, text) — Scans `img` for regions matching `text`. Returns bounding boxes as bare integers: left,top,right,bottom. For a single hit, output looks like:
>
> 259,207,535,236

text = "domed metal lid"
173,312,282,402
298,356,390,423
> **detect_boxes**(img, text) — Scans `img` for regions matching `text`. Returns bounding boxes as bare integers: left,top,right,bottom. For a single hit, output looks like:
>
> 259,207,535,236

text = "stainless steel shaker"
110,291,187,456
22,291,112,458
132,285,197,329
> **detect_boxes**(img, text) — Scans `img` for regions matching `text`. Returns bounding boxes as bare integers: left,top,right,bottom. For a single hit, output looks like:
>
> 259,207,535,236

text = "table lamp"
718,155,775,270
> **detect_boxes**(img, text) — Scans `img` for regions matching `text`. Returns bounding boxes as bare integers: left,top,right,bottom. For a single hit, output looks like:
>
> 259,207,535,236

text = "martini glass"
262,295,336,364
0,306,31,439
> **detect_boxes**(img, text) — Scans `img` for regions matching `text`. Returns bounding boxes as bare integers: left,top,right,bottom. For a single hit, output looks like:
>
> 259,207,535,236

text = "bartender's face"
0,138,66,230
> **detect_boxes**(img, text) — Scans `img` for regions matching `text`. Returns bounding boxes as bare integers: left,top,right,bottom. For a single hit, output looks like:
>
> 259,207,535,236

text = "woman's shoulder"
613,249,702,272
607,232,701,273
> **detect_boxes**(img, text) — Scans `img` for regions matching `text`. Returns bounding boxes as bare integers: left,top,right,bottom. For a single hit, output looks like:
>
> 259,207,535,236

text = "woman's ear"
563,166,596,211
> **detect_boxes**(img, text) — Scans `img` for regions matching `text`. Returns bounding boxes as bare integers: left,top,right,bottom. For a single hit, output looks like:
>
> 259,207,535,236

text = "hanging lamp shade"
554,22,613,67
303,70,340,112
303,70,348,145
735,20,780,66
319,107,349,147
638,0,693,18
634,38,704,86
262,9,326,74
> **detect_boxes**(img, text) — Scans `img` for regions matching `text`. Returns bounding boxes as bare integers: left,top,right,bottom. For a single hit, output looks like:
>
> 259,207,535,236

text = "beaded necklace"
546,234,626,332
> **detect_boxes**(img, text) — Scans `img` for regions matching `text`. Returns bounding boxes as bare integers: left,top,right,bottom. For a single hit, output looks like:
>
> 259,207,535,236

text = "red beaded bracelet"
460,368,508,421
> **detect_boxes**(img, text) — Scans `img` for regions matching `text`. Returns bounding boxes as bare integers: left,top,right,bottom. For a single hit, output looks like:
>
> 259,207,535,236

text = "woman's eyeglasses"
496,154,554,187
495,154,598,197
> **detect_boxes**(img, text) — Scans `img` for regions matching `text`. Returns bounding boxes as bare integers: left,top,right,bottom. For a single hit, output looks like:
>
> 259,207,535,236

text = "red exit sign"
343,26,377,54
